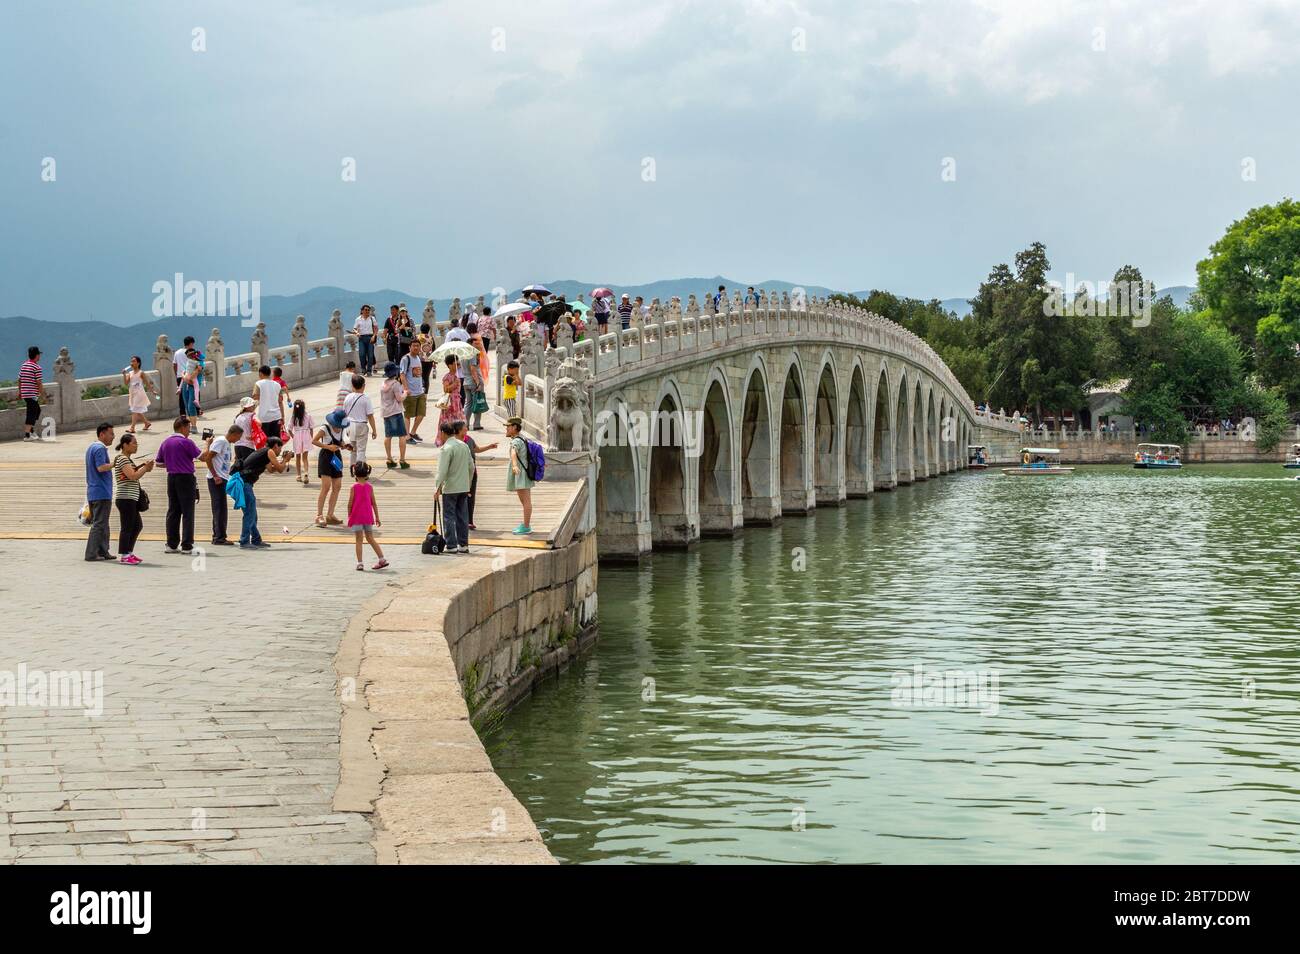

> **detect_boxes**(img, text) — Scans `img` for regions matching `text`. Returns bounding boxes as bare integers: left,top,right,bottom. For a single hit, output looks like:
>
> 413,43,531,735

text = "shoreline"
335,534,597,864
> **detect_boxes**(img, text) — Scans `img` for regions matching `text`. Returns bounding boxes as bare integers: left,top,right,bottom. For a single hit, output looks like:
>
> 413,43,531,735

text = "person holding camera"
155,415,215,555
113,432,155,565
235,435,286,549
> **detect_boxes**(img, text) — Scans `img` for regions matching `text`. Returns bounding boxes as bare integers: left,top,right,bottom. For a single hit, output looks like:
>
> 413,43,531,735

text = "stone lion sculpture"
548,376,589,452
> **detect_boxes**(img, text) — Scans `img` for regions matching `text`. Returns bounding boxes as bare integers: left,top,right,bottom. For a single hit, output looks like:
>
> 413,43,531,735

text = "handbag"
470,391,489,415
137,487,151,513
434,392,451,410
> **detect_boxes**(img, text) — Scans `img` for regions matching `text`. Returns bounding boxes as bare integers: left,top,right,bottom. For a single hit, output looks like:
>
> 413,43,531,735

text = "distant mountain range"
1,278,1197,378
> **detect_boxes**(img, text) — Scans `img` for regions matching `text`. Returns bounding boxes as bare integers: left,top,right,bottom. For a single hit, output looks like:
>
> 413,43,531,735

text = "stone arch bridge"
503,292,1019,561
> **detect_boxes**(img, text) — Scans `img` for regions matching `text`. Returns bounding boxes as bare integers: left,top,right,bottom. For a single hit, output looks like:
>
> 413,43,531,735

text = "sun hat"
384,362,399,378
239,397,256,410
326,409,348,429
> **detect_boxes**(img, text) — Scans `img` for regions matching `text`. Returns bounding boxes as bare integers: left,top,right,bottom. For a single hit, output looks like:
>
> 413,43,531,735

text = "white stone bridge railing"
0,296,499,438
495,288,1020,437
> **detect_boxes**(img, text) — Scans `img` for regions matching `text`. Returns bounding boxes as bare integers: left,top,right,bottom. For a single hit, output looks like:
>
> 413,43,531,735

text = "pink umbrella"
592,287,613,299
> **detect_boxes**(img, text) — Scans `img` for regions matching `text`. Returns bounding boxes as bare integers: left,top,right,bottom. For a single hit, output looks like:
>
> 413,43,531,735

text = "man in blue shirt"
84,422,115,561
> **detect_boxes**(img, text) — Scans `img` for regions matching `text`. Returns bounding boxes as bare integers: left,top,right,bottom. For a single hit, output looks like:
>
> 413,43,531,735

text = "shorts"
384,413,407,438
24,397,40,426
351,524,375,533
318,451,344,479
403,393,427,418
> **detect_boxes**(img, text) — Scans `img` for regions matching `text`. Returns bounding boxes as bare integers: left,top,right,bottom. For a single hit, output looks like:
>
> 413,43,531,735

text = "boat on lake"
967,445,988,469
1284,444,1300,469
1001,447,1074,476
1133,443,1183,469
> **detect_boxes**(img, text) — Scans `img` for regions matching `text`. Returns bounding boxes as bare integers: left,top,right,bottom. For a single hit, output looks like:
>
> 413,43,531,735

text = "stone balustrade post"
54,347,77,429
205,328,226,402
328,310,345,369
290,315,309,383
250,322,269,371
154,335,179,416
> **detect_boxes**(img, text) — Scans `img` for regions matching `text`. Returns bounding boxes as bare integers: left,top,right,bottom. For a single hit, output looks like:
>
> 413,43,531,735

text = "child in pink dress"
346,461,388,570
288,400,316,484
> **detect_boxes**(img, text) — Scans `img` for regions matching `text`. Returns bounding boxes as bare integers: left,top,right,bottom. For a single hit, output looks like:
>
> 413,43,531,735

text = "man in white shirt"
353,305,378,375
173,335,196,385
252,365,286,439
337,359,358,407
342,374,377,467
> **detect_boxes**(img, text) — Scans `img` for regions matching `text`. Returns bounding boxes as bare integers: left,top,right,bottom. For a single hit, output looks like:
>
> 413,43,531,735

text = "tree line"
833,198,1300,450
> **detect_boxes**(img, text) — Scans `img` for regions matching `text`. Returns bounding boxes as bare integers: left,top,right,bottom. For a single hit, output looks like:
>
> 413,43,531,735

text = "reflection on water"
490,465,1300,863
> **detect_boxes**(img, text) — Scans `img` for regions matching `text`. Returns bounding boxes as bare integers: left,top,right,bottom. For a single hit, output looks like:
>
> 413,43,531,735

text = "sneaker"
119,554,142,565
212,539,235,546
180,548,193,555
457,546,469,554
373,559,389,570
511,525,532,535
356,562,365,571
239,542,257,549
399,461,410,469
407,435,422,445
164,546,181,554
253,541,271,549
22,433,32,441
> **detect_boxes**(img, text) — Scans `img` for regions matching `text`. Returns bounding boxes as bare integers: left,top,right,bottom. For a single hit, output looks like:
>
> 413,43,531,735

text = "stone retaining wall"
334,533,598,864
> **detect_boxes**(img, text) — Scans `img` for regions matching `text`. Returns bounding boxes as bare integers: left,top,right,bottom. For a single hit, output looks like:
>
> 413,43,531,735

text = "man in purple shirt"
155,415,215,553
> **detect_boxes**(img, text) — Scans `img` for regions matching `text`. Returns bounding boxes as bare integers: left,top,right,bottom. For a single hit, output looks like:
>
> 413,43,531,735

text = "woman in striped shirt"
113,432,155,565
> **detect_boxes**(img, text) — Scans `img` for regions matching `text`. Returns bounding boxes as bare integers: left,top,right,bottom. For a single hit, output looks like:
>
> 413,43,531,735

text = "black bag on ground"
421,522,446,555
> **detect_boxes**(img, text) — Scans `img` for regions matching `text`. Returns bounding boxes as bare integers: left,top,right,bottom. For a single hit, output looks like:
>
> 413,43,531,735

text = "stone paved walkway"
0,538,407,864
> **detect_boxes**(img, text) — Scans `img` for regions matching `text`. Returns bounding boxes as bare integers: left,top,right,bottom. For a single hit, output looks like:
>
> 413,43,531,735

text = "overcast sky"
3,0,1299,323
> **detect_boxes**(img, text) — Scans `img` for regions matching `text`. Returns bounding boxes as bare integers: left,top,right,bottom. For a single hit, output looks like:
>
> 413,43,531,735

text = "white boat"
967,445,988,469
1133,443,1182,469
1001,447,1074,476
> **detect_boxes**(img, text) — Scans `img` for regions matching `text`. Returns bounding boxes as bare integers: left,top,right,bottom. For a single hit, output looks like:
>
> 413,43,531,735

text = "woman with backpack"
505,416,533,535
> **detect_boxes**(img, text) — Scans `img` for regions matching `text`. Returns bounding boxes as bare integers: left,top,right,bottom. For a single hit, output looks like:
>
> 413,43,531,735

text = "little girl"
288,399,316,484
346,461,388,570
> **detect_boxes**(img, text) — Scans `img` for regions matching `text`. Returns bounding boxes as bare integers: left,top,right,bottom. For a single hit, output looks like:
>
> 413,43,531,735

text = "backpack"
524,438,546,482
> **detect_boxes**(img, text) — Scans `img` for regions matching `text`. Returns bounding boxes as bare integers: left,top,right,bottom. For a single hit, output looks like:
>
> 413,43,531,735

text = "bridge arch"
813,350,844,505
698,365,742,535
911,379,926,480
647,377,696,546
925,388,939,478
595,393,650,561
894,368,914,485
739,357,779,525
871,364,895,490
778,354,812,513
845,359,870,496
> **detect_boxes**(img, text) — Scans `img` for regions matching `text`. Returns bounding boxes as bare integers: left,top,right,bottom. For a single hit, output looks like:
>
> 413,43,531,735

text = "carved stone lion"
548,376,589,452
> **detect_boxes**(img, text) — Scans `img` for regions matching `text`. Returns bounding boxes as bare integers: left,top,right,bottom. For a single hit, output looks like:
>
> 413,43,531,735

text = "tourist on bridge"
313,409,350,526
337,359,358,407
617,294,633,330
346,461,387,570
383,305,400,365
156,415,215,555
417,323,435,395
112,432,154,565
477,307,495,352
504,315,522,359
233,397,257,465
434,420,473,554
505,417,534,535
353,305,379,375
179,348,202,426
398,341,425,445
464,322,488,432
83,422,116,561
463,430,497,532
341,374,377,467
234,435,285,548
122,355,157,433
18,345,46,440
380,362,409,469
396,307,416,355
592,294,610,336
206,423,239,546
253,365,286,441
435,355,464,447
172,336,195,387
287,400,316,483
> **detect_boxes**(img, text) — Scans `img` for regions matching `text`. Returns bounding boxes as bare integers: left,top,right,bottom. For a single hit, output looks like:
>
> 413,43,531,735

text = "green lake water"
490,464,1300,864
